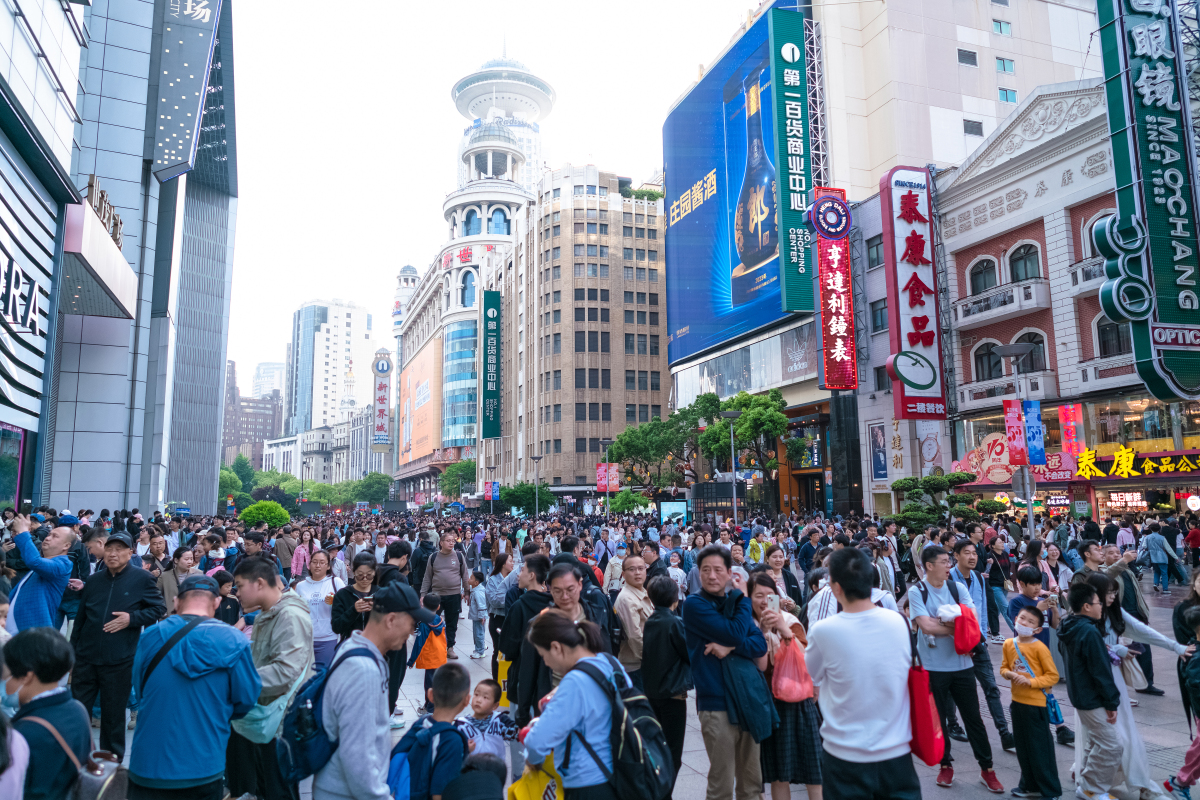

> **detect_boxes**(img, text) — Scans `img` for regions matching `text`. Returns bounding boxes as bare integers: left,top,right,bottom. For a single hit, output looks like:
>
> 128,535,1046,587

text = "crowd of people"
0,503,1198,800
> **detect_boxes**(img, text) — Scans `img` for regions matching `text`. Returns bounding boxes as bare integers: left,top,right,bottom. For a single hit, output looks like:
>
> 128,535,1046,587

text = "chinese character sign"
595,463,607,489
1023,400,1047,466
881,167,947,419
370,351,393,449
1059,403,1081,456
481,291,502,439
607,463,621,493
1095,0,1200,401
1004,400,1029,466
812,191,857,390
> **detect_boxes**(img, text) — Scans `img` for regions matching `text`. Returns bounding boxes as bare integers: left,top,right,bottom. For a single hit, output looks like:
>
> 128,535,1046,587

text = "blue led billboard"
664,8,804,365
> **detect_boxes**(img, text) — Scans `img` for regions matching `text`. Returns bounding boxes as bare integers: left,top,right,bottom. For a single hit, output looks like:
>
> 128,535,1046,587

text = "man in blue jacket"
128,574,261,800
2,513,74,632
682,544,767,800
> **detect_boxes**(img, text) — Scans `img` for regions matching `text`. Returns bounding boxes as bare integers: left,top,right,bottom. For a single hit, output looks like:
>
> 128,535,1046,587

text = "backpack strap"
23,716,82,771
141,615,205,693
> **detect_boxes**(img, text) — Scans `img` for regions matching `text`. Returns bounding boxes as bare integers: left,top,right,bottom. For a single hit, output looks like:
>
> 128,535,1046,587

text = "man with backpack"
313,581,435,800
420,531,471,657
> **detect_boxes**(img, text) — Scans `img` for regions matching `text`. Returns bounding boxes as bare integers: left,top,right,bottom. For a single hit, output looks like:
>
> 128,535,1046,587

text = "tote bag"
908,631,945,766
233,665,310,744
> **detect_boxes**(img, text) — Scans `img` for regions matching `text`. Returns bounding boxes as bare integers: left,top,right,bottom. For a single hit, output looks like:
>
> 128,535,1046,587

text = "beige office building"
477,165,668,503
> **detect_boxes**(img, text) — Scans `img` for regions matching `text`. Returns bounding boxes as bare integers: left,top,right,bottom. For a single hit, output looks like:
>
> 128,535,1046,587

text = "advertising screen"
397,338,442,465
664,6,809,365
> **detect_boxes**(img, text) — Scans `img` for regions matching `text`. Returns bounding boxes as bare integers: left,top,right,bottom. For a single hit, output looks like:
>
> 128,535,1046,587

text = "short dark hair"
350,552,377,573
1015,605,1045,628
695,544,731,570
213,570,234,587
547,562,582,587
244,532,266,546
431,662,471,708
422,593,441,612
471,570,485,584
1068,582,1098,613
386,540,412,561
1184,606,1200,635
833,534,851,547
520,541,541,557
806,567,827,592
646,574,678,608
828,547,874,602
951,538,975,556
1076,539,1100,558
1016,565,1044,586
561,535,580,554
3,627,74,682
921,544,948,568
522,554,551,584
462,753,507,784
476,678,503,704
233,555,278,584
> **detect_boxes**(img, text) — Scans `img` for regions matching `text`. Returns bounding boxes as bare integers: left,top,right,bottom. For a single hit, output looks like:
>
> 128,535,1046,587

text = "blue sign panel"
1023,400,1046,466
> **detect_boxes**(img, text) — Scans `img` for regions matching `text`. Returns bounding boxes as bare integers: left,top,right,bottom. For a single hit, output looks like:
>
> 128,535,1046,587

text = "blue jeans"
472,619,486,654
1153,563,1169,592
480,559,492,577
991,586,1016,635
1063,548,1083,572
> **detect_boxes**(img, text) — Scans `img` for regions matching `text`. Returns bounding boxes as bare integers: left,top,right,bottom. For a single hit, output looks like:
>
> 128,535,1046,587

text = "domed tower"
451,56,556,193
339,362,357,422
393,264,420,366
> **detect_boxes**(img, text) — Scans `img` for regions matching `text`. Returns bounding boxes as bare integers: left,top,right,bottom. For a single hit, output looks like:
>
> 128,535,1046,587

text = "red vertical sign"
607,463,621,493
1004,400,1028,465
810,189,857,391
596,463,607,489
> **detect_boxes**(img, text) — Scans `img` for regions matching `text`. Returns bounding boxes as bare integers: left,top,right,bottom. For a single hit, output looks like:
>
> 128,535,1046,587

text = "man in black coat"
69,531,165,759
500,554,554,725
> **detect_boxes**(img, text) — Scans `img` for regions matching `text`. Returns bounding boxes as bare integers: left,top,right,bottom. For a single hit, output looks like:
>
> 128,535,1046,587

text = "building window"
649,335,660,355
974,342,1004,380
553,333,561,353
575,288,585,301
552,247,561,259
588,368,599,388
964,119,984,136
602,403,611,421
587,185,597,195
624,291,634,303
996,57,1015,73
623,226,633,237
488,208,510,235
1098,318,1132,357
588,307,598,322
649,312,659,325
970,259,998,294
650,371,661,391
574,223,585,235
625,310,635,323
601,369,610,389
588,288,598,301
652,405,661,420
870,299,888,331
552,266,561,280
600,289,609,301
600,308,609,322
589,437,600,452
623,248,634,260
625,333,635,354
575,307,585,322
874,365,889,391
638,370,648,390
639,404,649,422
998,87,1017,103
600,332,610,352
553,188,561,198
993,19,1011,34
463,209,481,236
552,225,560,237
637,334,647,355
574,185,585,195
957,49,978,66
587,223,597,234
553,309,561,323
575,331,585,352
553,289,561,302
576,368,586,389
1010,244,1040,281
626,404,636,422
636,249,646,261
637,268,646,281
649,293,658,306
553,370,561,389
576,403,586,421
866,234,883,268
576,437,586,451
637,311,646,324
626,370,636,390
589,403,599,421
624,266,634,280
588,331,599,352
637,292,646,305
554,440,562,453
1014,332,1047,373
554,404,561,421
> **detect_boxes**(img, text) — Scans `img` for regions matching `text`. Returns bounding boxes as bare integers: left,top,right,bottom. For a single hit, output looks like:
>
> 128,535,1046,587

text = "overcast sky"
225,0,755,392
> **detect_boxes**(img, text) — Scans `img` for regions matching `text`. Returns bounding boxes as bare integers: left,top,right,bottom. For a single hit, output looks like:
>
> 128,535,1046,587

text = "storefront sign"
953,443,1076,485
153,0,222,182
1004,400,1028,466
481,290,501,439
1189,494,1200,511
370,350,392,451
1108,491,1147,509
1045,494,1071,508
1075,500,1092,515
882,167,947,419
1023,400,1046,466
1095,0,1200,400
812,190,857,390
1059,404,1085,456
869,423,888,480
1075,446,1200,479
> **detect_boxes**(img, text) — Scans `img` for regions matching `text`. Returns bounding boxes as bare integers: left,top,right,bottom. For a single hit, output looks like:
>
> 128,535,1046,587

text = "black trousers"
564,783,619,800
441,593,463,649
423,668,436,711
649,697,686,793
929,667,993,769
387,643,408,712
489,613,505,680
128,778,224,800
1011,701,1062,797
1137,644,1156,686
985,584,1001,635
821,750,922,800
71,657,133,760
944,645,1010,736
225,730,298,800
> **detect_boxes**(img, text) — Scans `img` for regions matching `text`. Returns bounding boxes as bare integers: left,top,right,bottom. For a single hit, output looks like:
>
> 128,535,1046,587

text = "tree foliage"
252,469,288,490
218,467,242,502
232,492,254,511
358,472,392,505
889,471,981,531
698,389,789,517
439,461,476,500
230,454,254,489
608,418,682,489
609,488,650,515
499,481,553,516
239,500,289,528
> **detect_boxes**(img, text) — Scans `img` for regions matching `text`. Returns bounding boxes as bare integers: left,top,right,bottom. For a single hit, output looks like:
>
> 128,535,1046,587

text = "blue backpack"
387,718,469,800
276,647,374,783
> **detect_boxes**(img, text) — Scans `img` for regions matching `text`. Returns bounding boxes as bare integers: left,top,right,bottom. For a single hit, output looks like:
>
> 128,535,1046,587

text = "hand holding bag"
908,629,945,766
771,636,814,702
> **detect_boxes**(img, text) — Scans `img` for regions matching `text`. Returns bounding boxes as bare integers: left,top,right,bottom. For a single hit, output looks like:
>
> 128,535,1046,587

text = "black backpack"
562,653,674,800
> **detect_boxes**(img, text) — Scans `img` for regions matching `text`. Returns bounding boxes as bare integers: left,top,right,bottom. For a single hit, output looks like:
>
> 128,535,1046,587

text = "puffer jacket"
250,590,314,703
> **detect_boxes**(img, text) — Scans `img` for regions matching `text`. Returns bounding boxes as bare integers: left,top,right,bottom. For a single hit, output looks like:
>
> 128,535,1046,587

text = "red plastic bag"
771,637,814,702
909,635,945,765
953,605,982,654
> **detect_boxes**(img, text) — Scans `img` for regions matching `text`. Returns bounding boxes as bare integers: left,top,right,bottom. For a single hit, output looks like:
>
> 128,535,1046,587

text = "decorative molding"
967,91,1105,177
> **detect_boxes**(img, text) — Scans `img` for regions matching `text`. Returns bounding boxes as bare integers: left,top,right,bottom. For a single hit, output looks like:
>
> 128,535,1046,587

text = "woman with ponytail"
522,608,629,800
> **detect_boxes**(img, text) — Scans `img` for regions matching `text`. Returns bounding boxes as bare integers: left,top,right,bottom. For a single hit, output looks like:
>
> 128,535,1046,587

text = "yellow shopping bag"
497,654,511,708
507,756,563,800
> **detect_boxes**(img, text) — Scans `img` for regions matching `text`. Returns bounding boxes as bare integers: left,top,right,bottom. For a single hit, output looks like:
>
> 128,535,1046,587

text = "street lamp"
721,410,743,528
994,342,1038,543
600,438,614,524
486,465,497,517
531,456,543,521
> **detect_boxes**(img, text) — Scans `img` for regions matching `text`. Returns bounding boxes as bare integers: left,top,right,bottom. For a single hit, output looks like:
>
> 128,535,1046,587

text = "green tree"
251,484,297,514
240,500,290,527
609,488,650,515
232,492,254,511
608,418,681,489
218,467,242,500
357,472,392,505
331,480,360,508
672,393,722,484
439,461,476,500
230,454,254,489
499,481,552,516
889,471,979,531
699,389,789,517
252,469,287,489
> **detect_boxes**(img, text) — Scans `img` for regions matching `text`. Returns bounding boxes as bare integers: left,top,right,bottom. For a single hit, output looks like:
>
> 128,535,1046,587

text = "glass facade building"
442,320,477,447
286,304,328,435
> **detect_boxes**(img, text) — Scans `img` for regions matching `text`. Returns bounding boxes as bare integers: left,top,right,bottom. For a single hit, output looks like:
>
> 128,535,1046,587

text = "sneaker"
127,710,137,730
1075,789,1118,800
1136,685,1166,696
937,767,954,787
390,710,406,730
1165,777,1193,800
982,769,1004,793
447,650,459,660
1056,726,1076,746
470,651,485,659
990,634,1006,644
1001,731,1017,753
948,722,969,742
1011,791,1042,798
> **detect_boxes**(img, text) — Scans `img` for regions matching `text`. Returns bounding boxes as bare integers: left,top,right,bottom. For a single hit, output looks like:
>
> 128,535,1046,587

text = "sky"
224,0,758,393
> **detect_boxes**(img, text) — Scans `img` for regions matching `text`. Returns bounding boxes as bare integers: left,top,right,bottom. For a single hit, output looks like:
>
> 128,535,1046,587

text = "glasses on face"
353,570,375,581
624,565,647,573
550,583,580,597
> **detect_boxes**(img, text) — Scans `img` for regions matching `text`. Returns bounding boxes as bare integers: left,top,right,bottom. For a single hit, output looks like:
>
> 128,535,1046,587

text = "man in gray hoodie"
314,581,436,800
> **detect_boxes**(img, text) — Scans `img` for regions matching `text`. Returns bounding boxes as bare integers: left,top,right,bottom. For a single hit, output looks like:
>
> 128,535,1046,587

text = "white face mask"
1015,624,1036,638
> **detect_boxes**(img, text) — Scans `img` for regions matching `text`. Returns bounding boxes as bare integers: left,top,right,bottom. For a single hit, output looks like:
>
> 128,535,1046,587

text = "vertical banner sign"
1023,400,1047,465
481,291,501,439
882,167,948,419
371,350,393,452
810,190,857,390
1095,0,1200,400
607,463,621,493
768,8,814,313
1059,403,1080,456
595,463,607,489
1004,400,1029,465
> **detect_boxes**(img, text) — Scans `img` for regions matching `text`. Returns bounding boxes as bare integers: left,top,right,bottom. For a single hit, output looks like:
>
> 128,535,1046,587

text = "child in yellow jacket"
1000,606,1062,800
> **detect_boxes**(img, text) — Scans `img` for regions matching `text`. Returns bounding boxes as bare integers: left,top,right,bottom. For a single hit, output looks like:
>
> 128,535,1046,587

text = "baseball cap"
31,513,45,522
58,514,80,527
105,532,133,548
178,574,221,595
372,582,436,624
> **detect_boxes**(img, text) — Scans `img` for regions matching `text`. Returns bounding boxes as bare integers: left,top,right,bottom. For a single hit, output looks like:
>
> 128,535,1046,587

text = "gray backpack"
24,716,127,800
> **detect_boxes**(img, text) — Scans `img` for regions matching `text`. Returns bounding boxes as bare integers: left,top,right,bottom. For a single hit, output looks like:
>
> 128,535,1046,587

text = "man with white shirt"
807,547,920,800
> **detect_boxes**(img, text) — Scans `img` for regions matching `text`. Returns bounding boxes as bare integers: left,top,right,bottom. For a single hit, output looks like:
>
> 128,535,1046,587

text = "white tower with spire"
339,362,357,422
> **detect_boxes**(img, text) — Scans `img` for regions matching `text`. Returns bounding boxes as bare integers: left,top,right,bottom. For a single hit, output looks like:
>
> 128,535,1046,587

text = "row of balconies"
951,257,1108,330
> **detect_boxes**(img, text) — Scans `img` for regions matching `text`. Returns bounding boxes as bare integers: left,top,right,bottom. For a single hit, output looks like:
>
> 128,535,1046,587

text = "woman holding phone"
330,552,377,641
299,548,343,667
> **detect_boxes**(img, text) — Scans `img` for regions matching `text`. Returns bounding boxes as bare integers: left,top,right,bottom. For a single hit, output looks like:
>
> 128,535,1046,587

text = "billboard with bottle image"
663,5,810,365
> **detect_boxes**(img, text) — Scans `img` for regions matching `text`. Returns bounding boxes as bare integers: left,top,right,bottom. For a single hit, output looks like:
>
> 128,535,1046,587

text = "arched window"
444,278,451,310
1097,317,1132,357
1010,244,1040,282
488,208,509,235
970,260,998,295
461,271,477,307
463,209,481,236
1014,332,1046,372
974,342,1003,380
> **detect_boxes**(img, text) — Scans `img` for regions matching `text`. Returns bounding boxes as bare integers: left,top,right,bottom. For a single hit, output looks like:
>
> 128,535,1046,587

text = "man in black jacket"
68,531,165,759
499,554,554,725
1061,583,1122,800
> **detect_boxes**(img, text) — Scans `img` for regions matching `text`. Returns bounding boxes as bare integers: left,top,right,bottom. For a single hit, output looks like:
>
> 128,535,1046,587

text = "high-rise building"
252,362,286,398
393,266,421,361
222,360,284,467
476,166,667,500
283,300,380,435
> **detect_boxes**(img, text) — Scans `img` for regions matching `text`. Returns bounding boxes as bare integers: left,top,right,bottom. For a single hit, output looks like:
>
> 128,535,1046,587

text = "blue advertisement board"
664,9,801,365
1023,400,1046,466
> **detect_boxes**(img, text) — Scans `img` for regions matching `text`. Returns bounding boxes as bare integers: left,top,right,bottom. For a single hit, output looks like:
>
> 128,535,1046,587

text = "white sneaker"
390,710,406,729
470,651,485,659
1075,788,1117,800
